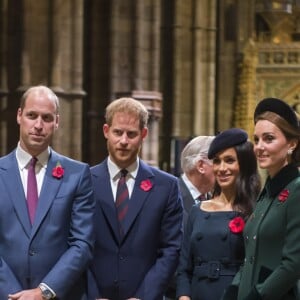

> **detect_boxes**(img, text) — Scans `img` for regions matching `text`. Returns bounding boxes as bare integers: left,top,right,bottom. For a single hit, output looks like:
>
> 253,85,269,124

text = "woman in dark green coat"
223,97,300,300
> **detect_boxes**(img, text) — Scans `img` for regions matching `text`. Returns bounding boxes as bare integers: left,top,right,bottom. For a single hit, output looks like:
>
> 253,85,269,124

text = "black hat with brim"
254,97,299,129
208,128,248,159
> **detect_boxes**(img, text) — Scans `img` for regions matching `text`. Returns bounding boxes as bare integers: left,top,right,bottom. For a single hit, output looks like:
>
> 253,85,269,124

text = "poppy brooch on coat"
52,161,64,179
278,189,289,203
140,179,153,192
228,216,245,234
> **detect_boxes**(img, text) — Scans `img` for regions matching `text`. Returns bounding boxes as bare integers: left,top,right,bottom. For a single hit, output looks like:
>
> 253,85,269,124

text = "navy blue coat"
88,159,183,300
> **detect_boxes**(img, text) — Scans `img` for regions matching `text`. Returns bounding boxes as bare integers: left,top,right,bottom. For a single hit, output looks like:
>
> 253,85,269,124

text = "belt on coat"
194,260,241,279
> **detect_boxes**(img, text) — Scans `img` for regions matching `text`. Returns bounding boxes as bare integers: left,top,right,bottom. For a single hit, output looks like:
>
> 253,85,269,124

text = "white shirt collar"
181,173,201,200
16,142,50,169
107,156,139,181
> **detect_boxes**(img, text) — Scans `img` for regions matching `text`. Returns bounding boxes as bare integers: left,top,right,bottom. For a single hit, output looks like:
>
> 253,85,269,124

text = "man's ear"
141,127,148,139
103,124,109,138
196,160,205,174
16,108,22,125
55,114,59,129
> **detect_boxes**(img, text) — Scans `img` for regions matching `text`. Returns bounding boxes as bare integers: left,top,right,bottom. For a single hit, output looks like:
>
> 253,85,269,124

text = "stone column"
192,0,217,135
112,0,163,166
50,0,85,160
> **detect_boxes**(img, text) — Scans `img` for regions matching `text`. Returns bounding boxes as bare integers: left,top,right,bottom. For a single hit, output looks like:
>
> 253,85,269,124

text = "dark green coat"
232,164,300,300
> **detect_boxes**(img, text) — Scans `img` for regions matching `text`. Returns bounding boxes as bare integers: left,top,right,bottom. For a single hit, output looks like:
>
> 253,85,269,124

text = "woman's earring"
287,149,293,155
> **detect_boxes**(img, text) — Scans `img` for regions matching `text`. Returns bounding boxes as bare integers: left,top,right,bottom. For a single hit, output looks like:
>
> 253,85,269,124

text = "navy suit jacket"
88,159,183,300
178,176,196,228
0,149,95,299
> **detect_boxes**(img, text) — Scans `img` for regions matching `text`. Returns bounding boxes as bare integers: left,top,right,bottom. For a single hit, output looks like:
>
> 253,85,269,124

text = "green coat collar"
259,164,299,199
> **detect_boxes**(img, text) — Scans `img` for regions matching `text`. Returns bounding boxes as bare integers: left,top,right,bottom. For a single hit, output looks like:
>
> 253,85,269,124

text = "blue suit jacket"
88,159,183,300
0,149,95,299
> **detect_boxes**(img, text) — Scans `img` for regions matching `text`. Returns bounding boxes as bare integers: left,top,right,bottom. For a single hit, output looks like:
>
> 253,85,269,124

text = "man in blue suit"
88,97,183,300
0,86,95,300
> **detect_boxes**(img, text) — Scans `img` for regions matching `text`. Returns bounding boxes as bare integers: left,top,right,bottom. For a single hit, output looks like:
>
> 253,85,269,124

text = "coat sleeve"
0,258,22,298
255,183,300,299
41,163,95,298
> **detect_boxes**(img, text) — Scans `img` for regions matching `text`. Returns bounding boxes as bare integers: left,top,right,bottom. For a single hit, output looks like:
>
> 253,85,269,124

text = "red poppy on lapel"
228,216,245,234
140,179,153,192
278,189,289,203
52,161,64,179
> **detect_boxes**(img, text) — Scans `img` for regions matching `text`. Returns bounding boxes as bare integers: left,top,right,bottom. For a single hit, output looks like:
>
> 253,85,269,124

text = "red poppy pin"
228,216,245,234
140,179,153,192
52,161,64,179
278,189,289,203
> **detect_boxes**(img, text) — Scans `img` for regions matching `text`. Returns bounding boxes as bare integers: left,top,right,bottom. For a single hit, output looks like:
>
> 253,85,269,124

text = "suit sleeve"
0,258,22,298
134,178,183,299
40,164,95,298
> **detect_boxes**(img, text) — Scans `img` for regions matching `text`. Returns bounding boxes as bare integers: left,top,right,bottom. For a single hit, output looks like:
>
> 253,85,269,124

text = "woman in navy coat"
223,98,300,300
176,128,261,300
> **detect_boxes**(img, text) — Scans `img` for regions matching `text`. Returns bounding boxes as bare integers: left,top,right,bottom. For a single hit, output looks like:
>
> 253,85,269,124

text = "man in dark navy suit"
88,97,183,300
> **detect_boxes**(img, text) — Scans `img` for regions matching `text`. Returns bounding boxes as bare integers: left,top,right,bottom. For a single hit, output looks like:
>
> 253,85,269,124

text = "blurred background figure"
179,136,216,226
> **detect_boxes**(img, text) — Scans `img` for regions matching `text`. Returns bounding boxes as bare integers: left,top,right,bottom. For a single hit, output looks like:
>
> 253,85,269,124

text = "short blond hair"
105,97,148,130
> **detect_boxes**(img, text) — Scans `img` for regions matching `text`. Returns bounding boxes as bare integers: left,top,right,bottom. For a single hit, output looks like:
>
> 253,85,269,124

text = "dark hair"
213,141,261,218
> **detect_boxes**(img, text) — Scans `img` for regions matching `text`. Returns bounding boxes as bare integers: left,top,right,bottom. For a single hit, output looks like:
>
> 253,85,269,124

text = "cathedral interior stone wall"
1,0,300,174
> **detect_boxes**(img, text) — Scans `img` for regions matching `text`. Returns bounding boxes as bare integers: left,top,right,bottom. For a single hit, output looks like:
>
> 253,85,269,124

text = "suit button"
113,280,118,284
29,249,36,256
249,256,254,264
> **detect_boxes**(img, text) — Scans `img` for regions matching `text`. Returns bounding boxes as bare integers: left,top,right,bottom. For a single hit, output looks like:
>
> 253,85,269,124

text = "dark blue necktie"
116,169,129,236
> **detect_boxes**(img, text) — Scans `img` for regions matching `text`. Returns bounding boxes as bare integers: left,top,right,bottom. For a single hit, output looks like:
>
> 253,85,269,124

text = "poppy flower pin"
52,161,64,179
278,189,289,203
140,179,153,192
228,216,245,234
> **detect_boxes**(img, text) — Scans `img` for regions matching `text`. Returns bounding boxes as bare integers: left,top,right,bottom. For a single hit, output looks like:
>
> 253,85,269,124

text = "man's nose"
34,117,43,128
120,132,128,143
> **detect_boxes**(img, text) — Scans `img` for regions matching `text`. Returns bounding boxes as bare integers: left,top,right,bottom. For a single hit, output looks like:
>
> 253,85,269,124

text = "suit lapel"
0,151,32,237
31,150,63,237
178,177,195,212
92,161,120,242
121,161,154,240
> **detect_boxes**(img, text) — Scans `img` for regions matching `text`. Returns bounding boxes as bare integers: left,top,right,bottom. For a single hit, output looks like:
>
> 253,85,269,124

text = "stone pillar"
11,0,85,160
50,0,85,160
192,0,217,135
111,0,163,166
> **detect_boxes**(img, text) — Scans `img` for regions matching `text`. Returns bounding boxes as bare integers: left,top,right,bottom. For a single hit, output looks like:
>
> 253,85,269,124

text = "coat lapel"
91,161,120,243
31,150,63,237
0,151,31,237
121,161,154,240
